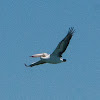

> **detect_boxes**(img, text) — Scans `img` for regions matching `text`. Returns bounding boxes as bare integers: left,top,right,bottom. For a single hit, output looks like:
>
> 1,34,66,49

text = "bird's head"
30,53,43,58
30,53,48,58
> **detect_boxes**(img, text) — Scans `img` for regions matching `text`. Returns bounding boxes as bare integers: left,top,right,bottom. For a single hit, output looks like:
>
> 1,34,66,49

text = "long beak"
30,53,43,58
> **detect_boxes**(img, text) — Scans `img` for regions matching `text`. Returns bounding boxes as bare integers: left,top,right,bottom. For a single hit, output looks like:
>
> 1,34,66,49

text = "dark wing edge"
51,27,75,57
25,60,46,67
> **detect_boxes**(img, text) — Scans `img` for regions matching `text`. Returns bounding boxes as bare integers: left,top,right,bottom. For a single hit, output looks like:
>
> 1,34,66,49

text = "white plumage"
25,27,75,67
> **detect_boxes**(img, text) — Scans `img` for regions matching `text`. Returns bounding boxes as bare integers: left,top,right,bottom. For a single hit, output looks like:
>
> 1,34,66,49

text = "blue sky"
0,0,100,100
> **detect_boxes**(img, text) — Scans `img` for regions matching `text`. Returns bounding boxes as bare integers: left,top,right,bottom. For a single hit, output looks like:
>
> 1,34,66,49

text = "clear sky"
0,0,100,100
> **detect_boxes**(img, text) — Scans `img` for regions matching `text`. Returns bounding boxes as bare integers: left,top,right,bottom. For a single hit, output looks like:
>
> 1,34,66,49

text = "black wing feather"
25,60,46,67
51,27,75,57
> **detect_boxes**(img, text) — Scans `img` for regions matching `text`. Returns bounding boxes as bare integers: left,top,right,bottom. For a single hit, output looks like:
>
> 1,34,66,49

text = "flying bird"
25,27,75,67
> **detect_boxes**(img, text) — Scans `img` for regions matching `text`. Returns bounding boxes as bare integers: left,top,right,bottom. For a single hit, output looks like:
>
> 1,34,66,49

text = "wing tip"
68,27,75,35
24,63,32,67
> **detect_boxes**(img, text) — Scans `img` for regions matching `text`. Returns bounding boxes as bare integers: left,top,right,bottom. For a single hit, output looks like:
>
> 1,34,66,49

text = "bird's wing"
51,27,75,57
25,60,46,67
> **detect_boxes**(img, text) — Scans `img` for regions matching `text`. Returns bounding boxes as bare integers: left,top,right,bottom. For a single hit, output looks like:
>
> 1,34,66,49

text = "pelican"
25,27,75,67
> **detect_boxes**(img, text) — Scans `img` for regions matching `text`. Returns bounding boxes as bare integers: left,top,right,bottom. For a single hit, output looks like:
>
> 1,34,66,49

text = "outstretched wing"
25,60,46,67
51,27,75,57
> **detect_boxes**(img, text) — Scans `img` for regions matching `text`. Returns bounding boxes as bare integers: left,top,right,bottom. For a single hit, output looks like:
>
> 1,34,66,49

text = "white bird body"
40,54,63,64
25,27,75,67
